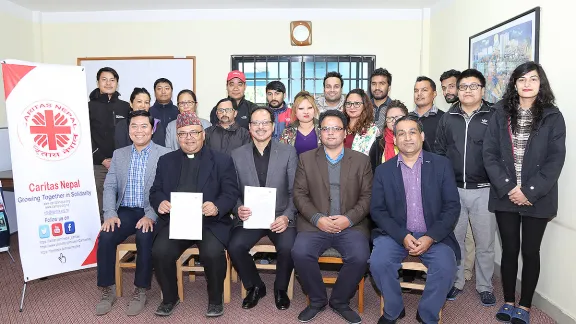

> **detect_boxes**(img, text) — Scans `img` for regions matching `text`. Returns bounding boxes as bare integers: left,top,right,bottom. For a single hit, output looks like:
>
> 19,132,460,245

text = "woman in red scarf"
368,100,409,174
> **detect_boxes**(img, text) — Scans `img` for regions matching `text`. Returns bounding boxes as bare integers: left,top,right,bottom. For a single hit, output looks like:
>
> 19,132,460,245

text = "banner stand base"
19,282,27,312
1,248,15,263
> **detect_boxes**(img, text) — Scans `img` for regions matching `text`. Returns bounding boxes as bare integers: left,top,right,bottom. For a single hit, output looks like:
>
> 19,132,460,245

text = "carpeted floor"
0,234,555,324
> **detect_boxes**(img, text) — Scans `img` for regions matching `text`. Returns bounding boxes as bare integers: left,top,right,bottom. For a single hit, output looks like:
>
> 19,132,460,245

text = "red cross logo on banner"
29,110,72,151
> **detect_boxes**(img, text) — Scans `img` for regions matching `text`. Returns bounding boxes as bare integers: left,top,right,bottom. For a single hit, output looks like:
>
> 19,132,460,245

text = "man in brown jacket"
291,110,372,324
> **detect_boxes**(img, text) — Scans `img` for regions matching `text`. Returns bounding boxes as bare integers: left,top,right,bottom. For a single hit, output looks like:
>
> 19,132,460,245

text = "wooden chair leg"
115,248,122,297
358,277,365,314
306,296,310,305
241,281,247,299
439,308,443,323
231,267,238,283
224,253,231,303
287,270,295,300
177,259,184,301
188,256,196,282
380,295,384,316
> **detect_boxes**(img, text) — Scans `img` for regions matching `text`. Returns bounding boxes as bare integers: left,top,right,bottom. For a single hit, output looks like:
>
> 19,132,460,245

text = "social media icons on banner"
38,221,76,238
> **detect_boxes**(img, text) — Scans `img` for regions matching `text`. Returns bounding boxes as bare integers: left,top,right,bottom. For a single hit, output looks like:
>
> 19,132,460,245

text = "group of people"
89,61,566,324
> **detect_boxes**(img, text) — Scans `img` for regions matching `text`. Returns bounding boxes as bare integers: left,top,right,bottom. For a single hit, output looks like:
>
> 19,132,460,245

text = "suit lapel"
197,149,212,191
421,152,433,220
315,149,330,193
392,157,407,223
265,143,279,187
145,144,159,188
339,152,351,208
169,152,182,191
246,146,260,186
119,147,132,196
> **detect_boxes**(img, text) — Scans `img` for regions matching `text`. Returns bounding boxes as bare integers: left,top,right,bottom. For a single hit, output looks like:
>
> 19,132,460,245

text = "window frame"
231,55,376,105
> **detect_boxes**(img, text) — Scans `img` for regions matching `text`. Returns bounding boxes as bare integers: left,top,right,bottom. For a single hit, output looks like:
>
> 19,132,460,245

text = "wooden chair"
115,235,137,297
176,247,232,303
230,237,295,299
379,257,443,322
306,248,365,313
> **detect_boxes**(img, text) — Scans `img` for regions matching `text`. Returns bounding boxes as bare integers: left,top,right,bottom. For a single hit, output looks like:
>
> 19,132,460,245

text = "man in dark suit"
228,107,298,310
292,110,372,324
149,111,240,318
370,115,460,324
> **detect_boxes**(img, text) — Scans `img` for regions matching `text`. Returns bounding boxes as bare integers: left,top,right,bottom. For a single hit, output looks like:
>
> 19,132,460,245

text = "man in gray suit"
228,107,298,311
95,110,170,317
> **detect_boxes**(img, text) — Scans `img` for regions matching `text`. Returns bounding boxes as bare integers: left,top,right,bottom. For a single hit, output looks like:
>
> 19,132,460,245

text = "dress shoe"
206,303,224,317
274,290,290,310
377,308,406,324
330,304,362,324
242,285,266,309
298,305,326,323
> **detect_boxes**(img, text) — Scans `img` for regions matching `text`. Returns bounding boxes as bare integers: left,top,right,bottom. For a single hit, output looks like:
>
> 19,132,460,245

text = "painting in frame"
469,7,540,103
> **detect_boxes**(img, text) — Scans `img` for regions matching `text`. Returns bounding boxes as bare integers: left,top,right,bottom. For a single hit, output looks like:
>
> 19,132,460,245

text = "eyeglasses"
458,83,483,91
216,108,234,113
344,101,363,108
178,101,197,107
250,120,272,127
177,130,203,138
320,126,344,133
385,115,404,122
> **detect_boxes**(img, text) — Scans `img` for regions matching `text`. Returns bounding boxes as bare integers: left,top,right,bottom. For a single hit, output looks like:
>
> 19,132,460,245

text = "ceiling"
7,0,443,12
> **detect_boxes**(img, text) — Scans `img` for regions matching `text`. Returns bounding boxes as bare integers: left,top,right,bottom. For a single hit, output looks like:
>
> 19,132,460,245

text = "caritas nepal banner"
1,60,100,282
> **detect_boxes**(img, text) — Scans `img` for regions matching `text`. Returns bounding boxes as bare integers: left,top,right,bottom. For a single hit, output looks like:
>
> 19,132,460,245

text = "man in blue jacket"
370,115,460,324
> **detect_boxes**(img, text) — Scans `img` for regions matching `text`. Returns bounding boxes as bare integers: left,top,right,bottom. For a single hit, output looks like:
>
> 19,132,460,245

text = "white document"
243,186,276,229
169,192,203,240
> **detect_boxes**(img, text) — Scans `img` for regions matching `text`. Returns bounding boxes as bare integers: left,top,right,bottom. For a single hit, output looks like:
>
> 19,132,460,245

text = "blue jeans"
370,233,456,324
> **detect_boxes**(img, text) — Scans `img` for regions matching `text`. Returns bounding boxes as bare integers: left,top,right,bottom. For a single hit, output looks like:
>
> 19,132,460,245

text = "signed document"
243,186,276,229
169,192,203,240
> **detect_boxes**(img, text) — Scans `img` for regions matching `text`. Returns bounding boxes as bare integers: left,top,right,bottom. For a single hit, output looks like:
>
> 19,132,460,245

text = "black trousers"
97,207,154,288
228,226,296,291
152,226,227,305
291,230,370,308
495,211,548,307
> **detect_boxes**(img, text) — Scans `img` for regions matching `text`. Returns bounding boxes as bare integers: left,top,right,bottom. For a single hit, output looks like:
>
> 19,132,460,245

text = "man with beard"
440,70,461,105
315,72,346,112
370,68,393,131
204,98,251,155
209,71,259,130
266,81,292,141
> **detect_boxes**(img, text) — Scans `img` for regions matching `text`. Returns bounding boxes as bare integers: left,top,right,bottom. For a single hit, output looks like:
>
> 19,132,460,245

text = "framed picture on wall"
469,7,540,103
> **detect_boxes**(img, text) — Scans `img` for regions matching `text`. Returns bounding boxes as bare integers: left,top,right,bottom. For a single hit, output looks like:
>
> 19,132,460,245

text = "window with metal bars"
231,55,376,106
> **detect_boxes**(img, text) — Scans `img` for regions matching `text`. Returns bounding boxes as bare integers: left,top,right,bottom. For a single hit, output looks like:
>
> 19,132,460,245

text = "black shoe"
298,305,326,323
206,303,224,317
378,307,405,324
242,285,266,309
154,300,180,316
330,305,362,324
274,289,290,310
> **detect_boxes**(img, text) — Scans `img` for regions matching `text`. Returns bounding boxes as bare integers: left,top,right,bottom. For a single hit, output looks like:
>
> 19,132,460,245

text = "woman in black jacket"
115,88,165,148
483,62,566,324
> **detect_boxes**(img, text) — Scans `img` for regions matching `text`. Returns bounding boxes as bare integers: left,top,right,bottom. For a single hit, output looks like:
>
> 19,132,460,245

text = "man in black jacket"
205,98,251,155
209,71,258,130
410,76,444,152
150,78,179,133
434,69,497,306
89,67,131,220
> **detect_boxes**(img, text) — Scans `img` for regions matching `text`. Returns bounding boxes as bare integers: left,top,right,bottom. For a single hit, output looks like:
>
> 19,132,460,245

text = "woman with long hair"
483,62,566,324
342,88,380,155
279,91,321,155
368,100,409,173
115,87,165,148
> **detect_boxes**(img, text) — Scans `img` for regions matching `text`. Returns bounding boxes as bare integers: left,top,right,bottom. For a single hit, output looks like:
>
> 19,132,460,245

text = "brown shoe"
95,285,116,316
126,287,147,316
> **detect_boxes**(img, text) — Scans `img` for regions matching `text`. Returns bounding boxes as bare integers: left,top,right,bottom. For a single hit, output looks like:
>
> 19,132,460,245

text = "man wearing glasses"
204,98,251,155
434,69,497,306
228,107,298,311
150,111,240,318
292,110,372,324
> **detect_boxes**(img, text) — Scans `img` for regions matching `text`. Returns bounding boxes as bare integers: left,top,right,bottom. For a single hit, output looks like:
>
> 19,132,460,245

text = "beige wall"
431,0,576,321
0,10,35,127
40,17,424,120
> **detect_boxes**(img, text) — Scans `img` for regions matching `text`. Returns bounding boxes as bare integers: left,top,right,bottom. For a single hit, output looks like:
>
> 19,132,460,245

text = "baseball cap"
227,70,246,83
